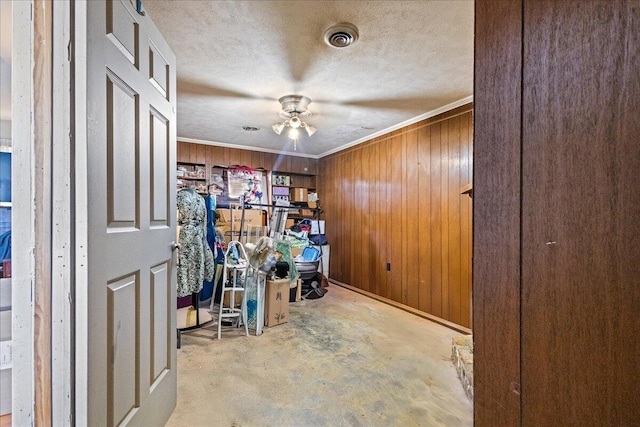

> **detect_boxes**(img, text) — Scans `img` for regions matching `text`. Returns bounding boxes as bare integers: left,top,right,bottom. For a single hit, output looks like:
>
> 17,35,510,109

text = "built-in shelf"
460,183,473,198
177,162,207,194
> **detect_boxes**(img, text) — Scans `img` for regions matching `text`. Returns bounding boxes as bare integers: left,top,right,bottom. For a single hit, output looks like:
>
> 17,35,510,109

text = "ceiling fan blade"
247,2,345,83
314,95,455,112
177,78,275,101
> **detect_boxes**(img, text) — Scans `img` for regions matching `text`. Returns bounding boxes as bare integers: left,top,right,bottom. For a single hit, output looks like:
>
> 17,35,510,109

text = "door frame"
12,0,74,425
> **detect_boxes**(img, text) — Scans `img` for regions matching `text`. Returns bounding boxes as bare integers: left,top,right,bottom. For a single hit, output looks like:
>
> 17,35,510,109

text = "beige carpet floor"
167,284,473,427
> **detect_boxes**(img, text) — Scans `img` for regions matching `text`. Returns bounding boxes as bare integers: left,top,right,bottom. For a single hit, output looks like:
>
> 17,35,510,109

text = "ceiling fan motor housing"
324,22,359,48
278,95,312,119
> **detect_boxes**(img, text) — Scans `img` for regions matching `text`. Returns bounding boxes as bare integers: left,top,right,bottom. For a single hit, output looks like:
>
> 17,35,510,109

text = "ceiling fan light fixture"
289,116,302,128
273,94,318,150
279,95,311,114
288,128,300,140
272,122,285,135
305,124,317,137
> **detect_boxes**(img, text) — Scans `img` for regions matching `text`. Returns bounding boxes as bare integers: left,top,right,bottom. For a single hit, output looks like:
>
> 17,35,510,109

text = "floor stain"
166,285,473,427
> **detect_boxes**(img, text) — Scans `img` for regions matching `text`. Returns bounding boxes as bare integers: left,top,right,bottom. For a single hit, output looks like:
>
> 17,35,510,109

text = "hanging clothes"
200,193,218,301
205,194,217,254
177,188,214,297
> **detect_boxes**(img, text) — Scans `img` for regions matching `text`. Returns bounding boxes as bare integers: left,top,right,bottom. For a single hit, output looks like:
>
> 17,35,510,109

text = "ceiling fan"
271,95,317,151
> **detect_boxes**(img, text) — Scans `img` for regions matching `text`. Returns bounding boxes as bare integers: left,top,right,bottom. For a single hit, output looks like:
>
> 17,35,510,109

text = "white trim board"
318,95,474,158
177,95,474,160
11,1,35,424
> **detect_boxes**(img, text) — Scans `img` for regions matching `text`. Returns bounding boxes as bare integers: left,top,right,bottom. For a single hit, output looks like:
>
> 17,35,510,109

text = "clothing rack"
234,201,321,238
176,189,215,349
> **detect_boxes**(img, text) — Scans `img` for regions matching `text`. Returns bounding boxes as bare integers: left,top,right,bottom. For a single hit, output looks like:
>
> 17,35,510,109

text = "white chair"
216,241,249,339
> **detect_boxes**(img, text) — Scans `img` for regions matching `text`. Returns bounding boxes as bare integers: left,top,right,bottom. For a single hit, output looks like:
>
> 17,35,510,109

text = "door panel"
106,0,139,65
107,274,140,427
81,1,177,425
150,262,170,386
106,71,139,229
149,42,169,97
150,109,169,226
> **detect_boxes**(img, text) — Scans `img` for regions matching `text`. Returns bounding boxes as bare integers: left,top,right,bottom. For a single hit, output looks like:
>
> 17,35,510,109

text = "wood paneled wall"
475,1,640,425
177,142,318,176
318,105,473,328
473,1,522,425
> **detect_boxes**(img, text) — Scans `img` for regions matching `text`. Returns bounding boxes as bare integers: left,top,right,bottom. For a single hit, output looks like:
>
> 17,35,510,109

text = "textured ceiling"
143,0,473,157
4,1,474,156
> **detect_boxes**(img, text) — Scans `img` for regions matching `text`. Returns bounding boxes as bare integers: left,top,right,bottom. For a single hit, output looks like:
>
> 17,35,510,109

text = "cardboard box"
265,279,290,327
290,187,308,202
216,208,265,232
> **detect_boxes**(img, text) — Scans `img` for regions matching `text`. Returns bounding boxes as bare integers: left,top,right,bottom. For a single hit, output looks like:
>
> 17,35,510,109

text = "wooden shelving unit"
177,162,207,195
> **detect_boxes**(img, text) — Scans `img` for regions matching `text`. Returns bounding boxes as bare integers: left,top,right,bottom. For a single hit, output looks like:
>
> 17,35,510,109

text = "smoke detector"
324,23,359,48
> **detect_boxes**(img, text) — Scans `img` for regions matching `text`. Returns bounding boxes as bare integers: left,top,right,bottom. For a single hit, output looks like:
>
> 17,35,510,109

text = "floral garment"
177,188,214,297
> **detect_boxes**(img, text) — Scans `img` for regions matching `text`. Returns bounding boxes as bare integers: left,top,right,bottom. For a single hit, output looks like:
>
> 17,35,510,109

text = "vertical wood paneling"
343,153,352,284
400,133,409,305
262,152,277,171
177,143,190,163
360,146,371,292
239,149,252,168
335,155,345,281
440,121,450,319
460,113,472,328
320,107,472,328
447,116,462,323
250,151,262,170
429,123,443,317
196,144,206,164
188,144,198,163
522,1,640,425
389,134,403,303
350,151,360,287
371,142,382,295
276,153,291,173
405,129,419,309
227,148,242,166
417,125,432,313
210,145,227,166
473,0,522,425
375,140,392,298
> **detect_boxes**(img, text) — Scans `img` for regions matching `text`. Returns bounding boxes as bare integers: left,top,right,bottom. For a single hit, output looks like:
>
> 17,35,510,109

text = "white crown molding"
318,95,474,158
178,95,473,161
176,137,320,160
